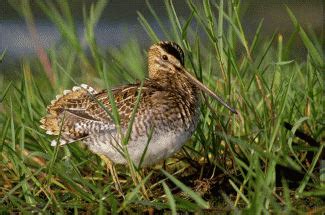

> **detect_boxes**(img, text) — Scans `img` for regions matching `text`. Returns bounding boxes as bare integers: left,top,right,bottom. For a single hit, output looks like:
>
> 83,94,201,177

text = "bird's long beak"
180,66,237,114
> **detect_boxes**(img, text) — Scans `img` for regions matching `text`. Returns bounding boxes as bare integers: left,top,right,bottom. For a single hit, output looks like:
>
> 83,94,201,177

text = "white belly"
85,129,193,166
85,102,200,166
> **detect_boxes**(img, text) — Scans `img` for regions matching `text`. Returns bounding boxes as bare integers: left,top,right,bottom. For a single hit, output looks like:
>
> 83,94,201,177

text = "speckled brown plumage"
40,41,236,166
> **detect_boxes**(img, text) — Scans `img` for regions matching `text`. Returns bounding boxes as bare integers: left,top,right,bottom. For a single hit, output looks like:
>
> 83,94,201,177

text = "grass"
1,0,324,213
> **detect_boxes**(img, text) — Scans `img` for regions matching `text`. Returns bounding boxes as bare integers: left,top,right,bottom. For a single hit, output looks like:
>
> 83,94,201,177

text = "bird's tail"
40,84,97,146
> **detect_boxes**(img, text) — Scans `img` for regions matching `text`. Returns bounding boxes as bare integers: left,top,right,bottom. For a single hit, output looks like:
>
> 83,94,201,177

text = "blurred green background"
1,0,323,73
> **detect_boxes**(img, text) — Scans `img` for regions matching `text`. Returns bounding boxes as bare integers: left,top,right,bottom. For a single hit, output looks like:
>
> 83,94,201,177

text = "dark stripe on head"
159,41,184,66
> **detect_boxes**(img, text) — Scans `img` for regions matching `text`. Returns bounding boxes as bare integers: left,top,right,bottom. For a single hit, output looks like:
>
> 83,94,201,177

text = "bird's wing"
40,83,149,145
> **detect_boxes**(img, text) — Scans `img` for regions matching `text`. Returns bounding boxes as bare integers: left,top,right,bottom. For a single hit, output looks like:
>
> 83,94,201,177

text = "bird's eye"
162,55,168,61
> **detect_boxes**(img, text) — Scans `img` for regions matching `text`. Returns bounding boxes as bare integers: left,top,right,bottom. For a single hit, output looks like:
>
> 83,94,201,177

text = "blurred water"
1,20,59,56
0,1,323,69
0,20,152,58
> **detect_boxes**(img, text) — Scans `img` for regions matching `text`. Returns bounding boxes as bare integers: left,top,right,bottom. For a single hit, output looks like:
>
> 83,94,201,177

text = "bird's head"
147,41,237,114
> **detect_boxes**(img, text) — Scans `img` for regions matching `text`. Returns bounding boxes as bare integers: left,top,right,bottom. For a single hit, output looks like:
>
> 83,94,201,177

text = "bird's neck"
151,71,200,103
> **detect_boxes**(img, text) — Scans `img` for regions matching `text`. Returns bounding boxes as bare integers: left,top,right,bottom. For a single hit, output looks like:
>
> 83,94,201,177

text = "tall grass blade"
162,182,177,214
286,7,323,67
119,173,152,212
137,12,160,42
161,169,209,209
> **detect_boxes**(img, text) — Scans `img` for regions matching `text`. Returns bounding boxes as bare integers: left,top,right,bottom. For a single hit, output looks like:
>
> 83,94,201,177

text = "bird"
40,41,237,167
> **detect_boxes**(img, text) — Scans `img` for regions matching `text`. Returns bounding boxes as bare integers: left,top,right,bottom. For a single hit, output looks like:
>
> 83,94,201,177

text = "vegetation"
1,0,324,213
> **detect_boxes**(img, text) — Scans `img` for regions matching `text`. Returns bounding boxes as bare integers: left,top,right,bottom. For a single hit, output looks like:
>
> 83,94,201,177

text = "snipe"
40,41,236,166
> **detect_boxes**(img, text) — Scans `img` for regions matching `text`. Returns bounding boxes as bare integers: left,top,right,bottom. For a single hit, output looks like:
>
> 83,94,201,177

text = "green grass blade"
297,143,324,194
286,7,324,67
160,169,209,209
119,173,152,212
137,12,160,42
162,182,177,214
0,81,12,102
0,48,7,63
145,0,170,39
